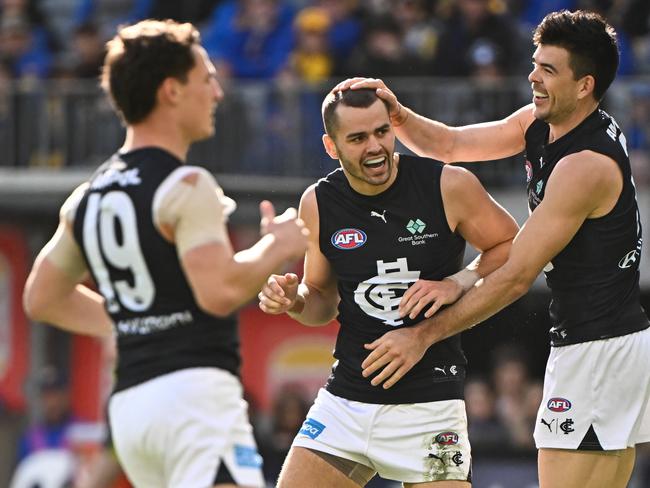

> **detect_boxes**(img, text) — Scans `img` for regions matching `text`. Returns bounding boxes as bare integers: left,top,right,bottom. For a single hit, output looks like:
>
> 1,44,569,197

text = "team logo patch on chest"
331,228,367,250
354,258,420,326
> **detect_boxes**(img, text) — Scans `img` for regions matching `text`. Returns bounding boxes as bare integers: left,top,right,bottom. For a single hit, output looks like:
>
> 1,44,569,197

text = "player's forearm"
287,283,338,326
471,239,514,279
227,234,297,305
393,107,456,162
26,285,113,338
418,263,531,346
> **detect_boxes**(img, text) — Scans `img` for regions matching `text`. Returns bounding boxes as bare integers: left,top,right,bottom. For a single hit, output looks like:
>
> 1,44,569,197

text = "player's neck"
121,119,190,162
548,99,599,144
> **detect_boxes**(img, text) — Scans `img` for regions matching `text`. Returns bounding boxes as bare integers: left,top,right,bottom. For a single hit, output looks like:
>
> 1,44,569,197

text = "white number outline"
83,191,155,313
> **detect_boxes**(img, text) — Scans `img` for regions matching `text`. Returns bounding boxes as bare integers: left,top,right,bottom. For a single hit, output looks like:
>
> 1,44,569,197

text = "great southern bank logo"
299,418,326,439
331,228,366,250
406,218,426,234
399,218,437,247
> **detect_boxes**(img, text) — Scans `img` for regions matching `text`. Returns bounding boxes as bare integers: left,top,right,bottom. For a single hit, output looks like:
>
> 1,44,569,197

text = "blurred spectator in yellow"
287,6,333,84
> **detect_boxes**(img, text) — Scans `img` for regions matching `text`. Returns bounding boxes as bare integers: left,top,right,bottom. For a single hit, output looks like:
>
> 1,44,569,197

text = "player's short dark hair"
533,10,618,101
322,88,390,136
101,19,200,124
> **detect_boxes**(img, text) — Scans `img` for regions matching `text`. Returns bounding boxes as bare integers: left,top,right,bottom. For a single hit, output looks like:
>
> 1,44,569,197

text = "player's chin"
532,106,550,122
195,125,215,141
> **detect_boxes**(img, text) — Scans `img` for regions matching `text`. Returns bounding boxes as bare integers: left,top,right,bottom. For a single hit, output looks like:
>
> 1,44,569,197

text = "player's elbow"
23,282,51,323
499,261,535,300
509,279,531,301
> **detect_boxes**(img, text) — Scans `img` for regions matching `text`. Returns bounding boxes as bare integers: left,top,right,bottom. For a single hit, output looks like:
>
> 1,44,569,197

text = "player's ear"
158,77,182,105
322,134,338,160
577,74,595,100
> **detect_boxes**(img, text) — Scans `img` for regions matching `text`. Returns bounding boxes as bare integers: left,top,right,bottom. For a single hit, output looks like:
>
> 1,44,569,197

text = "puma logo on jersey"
371,210,387,223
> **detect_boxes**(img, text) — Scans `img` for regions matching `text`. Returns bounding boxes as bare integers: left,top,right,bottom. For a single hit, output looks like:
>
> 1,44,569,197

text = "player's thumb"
260,200,276,221
285,273,299,287
259,200,276,233
275,206,298,224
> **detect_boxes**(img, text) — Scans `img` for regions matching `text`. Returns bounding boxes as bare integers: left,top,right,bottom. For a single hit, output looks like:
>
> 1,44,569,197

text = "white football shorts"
534,327,650,450
108,367,264,488
292,388,471,483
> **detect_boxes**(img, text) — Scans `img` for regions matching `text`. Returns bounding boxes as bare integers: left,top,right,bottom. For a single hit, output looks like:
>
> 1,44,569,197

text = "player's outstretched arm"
334,77,534,164
163,168,309,317
362,151,621,389
182,202,308,317
23,199,113,337
259,186,339,326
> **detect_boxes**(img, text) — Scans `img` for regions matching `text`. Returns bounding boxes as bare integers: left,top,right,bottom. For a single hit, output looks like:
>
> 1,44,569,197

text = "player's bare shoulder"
155,165,218,200
298,183,319,234
60,182,90,228
440,164,484,199
299,184,318,218
552,150,622,218
510,103,537,133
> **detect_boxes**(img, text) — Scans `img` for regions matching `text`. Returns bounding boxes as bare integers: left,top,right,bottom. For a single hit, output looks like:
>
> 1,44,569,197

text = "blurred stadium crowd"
1,1,650,487
0,0,648,183
1,0,649,82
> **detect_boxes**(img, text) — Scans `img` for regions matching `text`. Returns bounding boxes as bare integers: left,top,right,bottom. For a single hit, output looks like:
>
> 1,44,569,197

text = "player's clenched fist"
258,273,300,314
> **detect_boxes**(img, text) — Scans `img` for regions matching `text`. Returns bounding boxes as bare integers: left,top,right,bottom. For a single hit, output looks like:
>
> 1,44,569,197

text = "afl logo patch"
331,228,367,250
547,397,572,412
435,432,459,445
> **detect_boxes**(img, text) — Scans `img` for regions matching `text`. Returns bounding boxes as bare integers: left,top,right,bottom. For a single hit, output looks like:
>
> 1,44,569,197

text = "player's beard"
338,149,394,188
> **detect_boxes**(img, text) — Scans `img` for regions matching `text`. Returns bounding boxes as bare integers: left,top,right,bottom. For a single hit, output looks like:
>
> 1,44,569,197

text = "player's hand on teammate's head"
259,200,309,259
258,273,300,314
331,77,369,93
331,78,402,124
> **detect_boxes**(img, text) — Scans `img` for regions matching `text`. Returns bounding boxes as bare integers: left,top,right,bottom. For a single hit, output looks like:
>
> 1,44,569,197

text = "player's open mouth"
363,156,386,169
533,90,549,102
